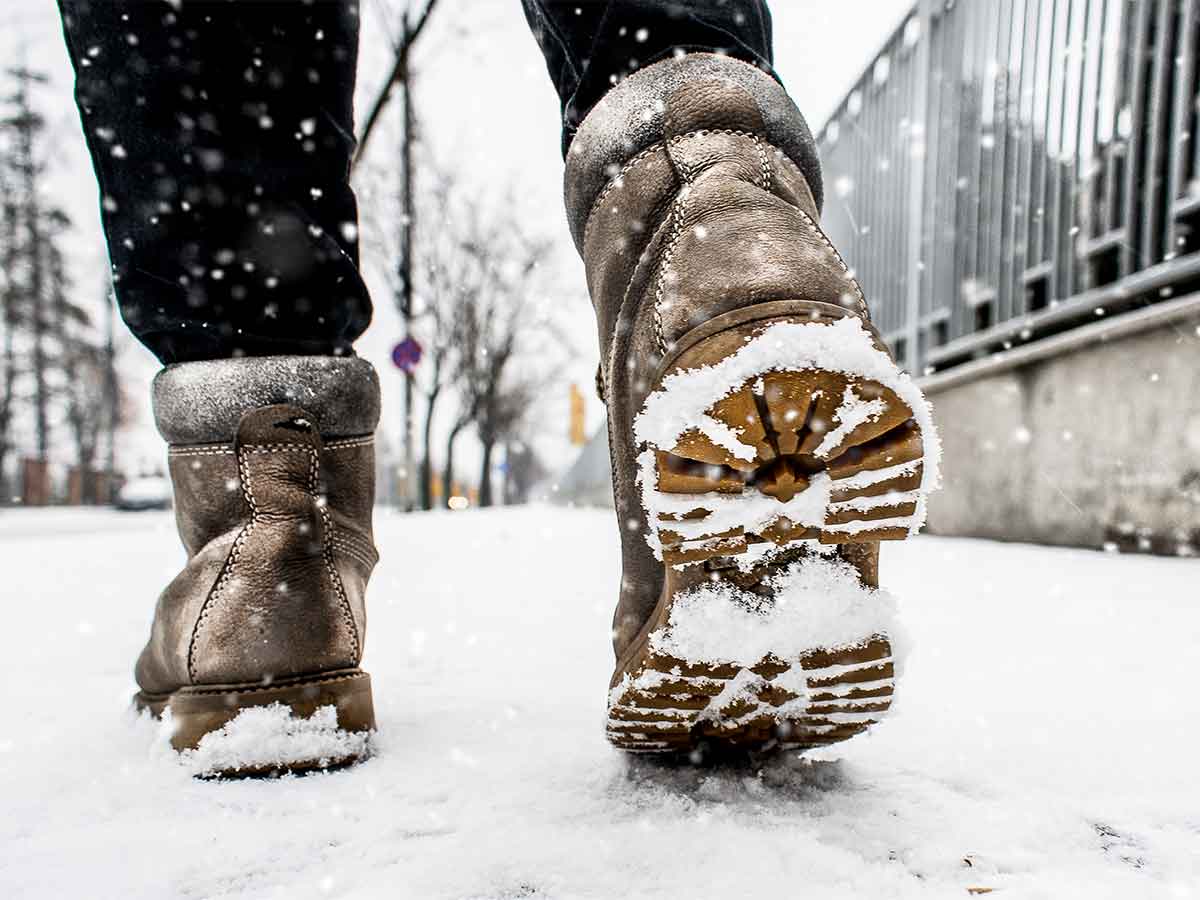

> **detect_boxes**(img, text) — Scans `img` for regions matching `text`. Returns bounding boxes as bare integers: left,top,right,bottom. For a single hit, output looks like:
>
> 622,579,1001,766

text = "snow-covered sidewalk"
1,507,1197,899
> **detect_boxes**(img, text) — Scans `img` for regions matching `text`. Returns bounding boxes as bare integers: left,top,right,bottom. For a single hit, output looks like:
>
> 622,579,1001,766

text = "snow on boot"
564,53,941,756
134,356,381,776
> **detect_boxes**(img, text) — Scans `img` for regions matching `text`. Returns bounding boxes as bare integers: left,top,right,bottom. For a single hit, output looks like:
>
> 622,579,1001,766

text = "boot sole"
609,312,938,756
135,668,375,776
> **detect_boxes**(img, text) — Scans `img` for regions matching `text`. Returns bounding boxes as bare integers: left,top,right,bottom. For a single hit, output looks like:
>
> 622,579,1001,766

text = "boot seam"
587,130,869,334
602,205,678,412
653,173,693,356
585,129,803,246
168,436,373,457
169,446,235,458
330,528,377,559
330,533,378,571
750,133,772,191
331,543,376,571
792,206,867,311
324,436,374,451
587,141,666,231
186,443,361,683
187,450,260,682
314,458,362,664
171,668,364,697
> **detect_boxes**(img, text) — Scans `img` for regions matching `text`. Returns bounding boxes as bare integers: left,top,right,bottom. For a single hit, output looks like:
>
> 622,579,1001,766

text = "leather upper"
564,53,825,250
136,361,379,694
566,54,873,656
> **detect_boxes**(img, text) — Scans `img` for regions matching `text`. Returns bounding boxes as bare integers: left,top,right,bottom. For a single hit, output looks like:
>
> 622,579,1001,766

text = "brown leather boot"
565,54,941,756
134,356,381,775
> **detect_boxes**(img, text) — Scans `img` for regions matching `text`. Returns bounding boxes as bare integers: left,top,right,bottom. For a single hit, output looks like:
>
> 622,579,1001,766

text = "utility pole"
903,0,934,375
352,0,440,511
399,21,416,511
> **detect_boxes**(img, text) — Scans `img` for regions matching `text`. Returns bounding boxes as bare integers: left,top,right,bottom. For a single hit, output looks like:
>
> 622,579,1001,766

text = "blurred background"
1,0,1197,557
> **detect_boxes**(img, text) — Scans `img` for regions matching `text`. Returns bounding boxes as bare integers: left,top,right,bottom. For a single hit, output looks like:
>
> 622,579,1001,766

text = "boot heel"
137,669,375,776
635,312,940,567
607,312,935,756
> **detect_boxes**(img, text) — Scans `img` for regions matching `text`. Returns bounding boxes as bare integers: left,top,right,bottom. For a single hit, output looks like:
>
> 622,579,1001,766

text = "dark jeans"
521,0,775,153
58,1,775,365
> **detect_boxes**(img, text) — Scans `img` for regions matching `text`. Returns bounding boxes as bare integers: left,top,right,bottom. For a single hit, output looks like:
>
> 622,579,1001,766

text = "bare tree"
456,222,554,508
441,288,484,507
0,65,127,503
46,220,106,490
502,440,548,505
477,371,540,507
4,67,50,461
353,0,441,170
0,165,20,498
354,0,442,509
413,177,466,509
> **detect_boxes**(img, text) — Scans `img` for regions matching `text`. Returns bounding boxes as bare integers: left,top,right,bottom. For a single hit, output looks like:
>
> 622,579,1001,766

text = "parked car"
115,476,173,511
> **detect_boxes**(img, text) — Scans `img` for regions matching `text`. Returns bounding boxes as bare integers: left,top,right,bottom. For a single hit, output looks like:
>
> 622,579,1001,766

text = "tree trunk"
1,200,16,503
479,439,495,508
443,421,464,507
419,385,440,510
104,287,119,491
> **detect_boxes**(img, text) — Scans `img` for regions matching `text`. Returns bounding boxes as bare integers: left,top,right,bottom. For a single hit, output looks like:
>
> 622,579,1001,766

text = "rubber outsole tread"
652,369,930,565
611,318,935,756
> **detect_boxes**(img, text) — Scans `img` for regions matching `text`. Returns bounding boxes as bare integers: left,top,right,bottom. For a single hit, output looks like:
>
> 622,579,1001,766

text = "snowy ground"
1,507,1198,899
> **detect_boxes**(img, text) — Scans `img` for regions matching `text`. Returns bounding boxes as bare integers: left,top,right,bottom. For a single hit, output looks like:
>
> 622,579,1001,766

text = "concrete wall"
922,298,1200,554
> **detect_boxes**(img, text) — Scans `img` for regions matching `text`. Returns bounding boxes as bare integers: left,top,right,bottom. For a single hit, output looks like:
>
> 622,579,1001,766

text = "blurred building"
552,427,615,510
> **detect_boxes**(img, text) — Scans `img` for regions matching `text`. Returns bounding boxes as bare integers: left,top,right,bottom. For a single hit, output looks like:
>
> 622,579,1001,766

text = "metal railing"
817,0,1200,374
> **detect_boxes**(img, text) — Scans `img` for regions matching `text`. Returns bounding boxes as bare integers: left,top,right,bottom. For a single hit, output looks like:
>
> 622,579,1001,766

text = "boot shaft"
138,356,380,693
564,54,884,656
566,53,869,371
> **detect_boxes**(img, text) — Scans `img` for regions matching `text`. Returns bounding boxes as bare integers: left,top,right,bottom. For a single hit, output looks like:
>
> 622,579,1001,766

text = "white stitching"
169,446,234,458
330,527,377,555
767,152,869,313
653,147,696,356
330,539,377,571
186,442,366,680
170,438,372,457
331,530,378,562
588,127,870,351
243,444,320,454
586,141,666,236
330,538,373,565
325,437,374,451
311,449,362,661
586,128,784,237
750,133,771,191
794,206,867,310
187,449,257,681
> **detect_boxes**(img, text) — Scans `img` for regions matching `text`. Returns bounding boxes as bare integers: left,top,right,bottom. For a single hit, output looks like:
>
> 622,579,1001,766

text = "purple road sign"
392,337,423,374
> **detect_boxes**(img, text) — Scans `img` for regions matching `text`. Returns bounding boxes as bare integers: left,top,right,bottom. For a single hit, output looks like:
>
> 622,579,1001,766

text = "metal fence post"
906,0,936,372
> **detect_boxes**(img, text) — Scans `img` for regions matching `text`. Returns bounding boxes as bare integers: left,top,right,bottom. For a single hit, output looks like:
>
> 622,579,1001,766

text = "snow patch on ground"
3,509,1199,899
651,555,899,666
169,704,371,777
